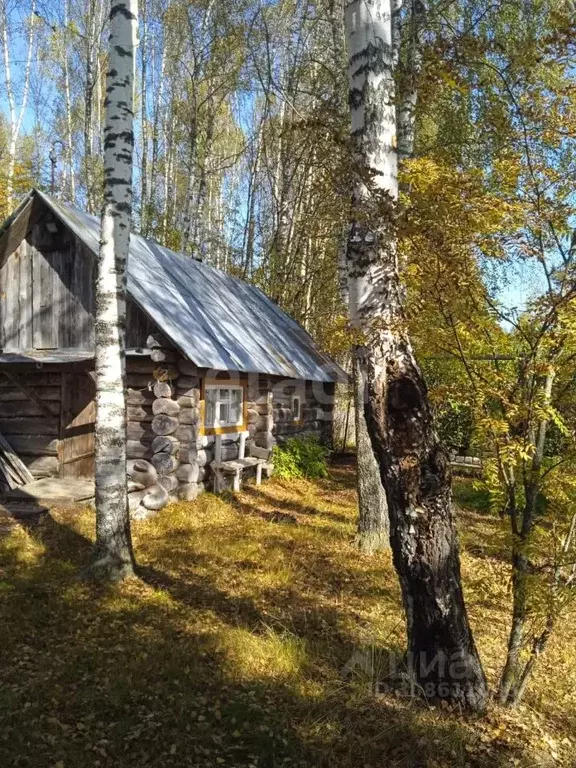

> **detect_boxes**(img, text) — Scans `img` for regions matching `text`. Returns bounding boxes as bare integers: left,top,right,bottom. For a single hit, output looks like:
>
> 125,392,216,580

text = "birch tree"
0,0,36,211
330,0,389,554
343,0,487,710
86,0,139,582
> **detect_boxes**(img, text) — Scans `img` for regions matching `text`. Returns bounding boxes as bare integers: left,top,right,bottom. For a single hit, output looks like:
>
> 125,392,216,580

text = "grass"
0,463,574,768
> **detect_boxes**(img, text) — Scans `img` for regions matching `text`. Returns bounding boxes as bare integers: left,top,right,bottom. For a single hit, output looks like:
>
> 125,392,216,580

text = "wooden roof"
0,190,345,382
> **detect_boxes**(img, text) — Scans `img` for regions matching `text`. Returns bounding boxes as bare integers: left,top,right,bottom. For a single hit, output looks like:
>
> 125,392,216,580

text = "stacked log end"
146,335,182,509
126,337,184,518
250,390,275,451
174,358,205,501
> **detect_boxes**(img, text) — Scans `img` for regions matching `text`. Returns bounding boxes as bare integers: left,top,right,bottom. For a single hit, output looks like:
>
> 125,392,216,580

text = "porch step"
2,478,94,504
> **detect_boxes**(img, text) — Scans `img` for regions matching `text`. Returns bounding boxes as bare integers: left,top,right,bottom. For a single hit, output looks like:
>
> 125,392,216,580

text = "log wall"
0,369,62,478
0,355,334,496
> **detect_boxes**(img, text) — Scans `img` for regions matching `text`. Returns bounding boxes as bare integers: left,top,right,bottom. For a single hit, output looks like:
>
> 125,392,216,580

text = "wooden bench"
450,454,483,476
211,431,273,493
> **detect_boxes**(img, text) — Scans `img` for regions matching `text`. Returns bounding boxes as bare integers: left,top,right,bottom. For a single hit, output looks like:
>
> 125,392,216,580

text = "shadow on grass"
0,505,529,768
233,484,352,527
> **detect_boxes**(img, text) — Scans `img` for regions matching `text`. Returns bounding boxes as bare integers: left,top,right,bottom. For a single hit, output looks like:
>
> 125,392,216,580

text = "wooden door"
60,372,96,478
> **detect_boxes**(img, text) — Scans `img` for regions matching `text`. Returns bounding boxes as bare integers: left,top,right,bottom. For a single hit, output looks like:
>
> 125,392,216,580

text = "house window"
205,385,244,429
292,395,301,422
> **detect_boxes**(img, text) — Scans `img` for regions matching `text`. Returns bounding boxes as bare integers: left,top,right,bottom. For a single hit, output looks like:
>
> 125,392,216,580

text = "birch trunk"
63,0,75,202
333,0,389,554
0,0,35,211
86,0,139,582
353,346,389,553
192,118,214,258
147,30,166,235
344,0,487,710
84,0,97,213
180,121,198,254
140,0,148,232
242,117,264,278
397,0,425,162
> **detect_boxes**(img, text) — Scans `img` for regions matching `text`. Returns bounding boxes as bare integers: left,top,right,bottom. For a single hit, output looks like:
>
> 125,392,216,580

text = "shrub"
272,435,330,480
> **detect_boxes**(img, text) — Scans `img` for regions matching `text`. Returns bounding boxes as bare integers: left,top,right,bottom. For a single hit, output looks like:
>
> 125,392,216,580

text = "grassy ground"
0,460,574,768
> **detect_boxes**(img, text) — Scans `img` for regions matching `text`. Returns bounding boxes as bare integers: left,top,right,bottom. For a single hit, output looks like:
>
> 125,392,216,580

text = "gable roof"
0,190,345,383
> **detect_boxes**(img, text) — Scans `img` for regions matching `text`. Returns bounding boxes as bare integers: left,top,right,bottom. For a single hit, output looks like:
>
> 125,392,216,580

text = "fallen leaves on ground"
0,462,574,767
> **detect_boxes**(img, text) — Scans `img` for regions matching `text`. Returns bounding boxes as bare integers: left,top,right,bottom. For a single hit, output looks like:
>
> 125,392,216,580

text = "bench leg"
213,469,221,494
256,463,262,486
233,469,241,492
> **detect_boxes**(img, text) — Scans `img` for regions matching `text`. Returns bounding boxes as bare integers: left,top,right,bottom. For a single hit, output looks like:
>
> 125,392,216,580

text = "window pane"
230,389,242,424
219,388,230,402
219,402,229,424
205,389,217,426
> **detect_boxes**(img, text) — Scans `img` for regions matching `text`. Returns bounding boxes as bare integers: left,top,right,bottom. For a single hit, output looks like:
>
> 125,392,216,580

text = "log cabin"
0,189,345,510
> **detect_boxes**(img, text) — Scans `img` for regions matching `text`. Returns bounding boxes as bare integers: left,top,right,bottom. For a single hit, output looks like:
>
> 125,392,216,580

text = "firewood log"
178,407,200,425
177,359,198,376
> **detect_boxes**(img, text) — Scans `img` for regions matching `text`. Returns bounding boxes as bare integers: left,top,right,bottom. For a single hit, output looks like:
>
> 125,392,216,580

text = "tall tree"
0,0,36,212
343,0,487,709
331,0,389,554
85,0,139,582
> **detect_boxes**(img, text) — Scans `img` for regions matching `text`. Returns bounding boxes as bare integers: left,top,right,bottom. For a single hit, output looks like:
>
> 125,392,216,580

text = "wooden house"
0,189,344,509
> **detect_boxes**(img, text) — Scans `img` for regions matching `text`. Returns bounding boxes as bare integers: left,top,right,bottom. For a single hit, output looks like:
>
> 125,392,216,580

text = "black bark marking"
110,3,137,21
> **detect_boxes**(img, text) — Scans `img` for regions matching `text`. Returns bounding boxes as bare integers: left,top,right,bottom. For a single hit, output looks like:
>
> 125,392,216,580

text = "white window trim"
292,395,302,422
205,384,244,429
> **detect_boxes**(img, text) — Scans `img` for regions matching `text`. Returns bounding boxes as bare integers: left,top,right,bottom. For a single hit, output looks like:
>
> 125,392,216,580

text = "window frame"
202,381,246,435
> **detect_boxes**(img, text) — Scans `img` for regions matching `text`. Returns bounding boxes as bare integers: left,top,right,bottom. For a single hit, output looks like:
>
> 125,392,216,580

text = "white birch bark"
345,0,398,329
87,0,139,581
139,0,148,232
84,0,97,213
0,0,36,211
64,0,75,202
242,115,264,277
147,27,166,234
397,0,425,161
344,0,487,709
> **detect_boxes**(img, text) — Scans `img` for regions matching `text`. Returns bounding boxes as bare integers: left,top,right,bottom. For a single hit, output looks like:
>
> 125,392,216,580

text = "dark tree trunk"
364,334,488,709
343,0,487,711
